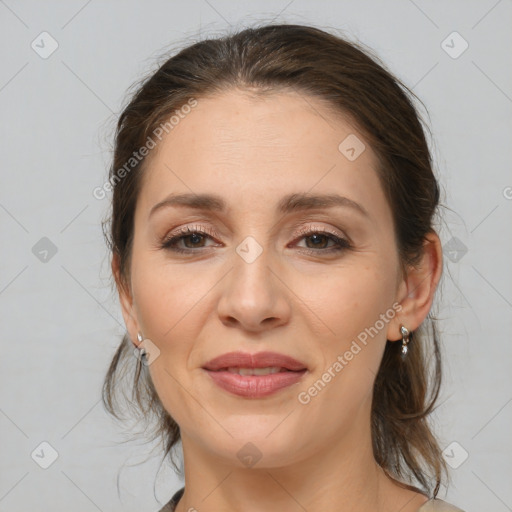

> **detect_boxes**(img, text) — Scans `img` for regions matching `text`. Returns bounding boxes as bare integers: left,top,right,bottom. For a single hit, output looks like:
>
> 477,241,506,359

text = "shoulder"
158,486,184,512
417,498,465,511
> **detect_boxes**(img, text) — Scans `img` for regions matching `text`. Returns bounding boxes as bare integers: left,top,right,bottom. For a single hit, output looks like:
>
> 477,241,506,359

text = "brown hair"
102,23,448,497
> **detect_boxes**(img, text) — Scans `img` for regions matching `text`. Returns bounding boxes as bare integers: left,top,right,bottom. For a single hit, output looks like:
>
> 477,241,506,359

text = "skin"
114,88,443,512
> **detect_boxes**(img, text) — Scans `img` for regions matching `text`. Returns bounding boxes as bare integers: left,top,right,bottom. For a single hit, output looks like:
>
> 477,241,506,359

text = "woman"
102,24,465,511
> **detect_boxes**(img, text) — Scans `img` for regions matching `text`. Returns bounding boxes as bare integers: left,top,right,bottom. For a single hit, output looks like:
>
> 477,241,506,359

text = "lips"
202,351,308,398
202,351,308,372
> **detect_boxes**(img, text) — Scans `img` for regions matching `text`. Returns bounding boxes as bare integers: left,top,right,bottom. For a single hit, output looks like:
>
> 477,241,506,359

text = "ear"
112,253,140,348
386,230,443,342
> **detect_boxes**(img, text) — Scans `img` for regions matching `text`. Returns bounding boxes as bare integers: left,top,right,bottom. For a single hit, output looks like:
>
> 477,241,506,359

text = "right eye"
160,225,220,253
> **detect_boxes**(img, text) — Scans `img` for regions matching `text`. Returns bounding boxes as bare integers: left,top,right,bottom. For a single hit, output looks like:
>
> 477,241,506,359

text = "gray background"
1,1,511,511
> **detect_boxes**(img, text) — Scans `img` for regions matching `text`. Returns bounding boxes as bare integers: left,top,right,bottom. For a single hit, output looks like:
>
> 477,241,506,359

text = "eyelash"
160,224,352,256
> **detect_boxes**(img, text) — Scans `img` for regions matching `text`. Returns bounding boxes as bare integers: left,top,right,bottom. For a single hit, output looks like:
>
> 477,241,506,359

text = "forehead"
137,89,388,222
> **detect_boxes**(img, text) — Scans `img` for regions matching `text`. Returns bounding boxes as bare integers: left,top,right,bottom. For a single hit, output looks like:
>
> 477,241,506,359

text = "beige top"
417,498,465,511
159,488,465,511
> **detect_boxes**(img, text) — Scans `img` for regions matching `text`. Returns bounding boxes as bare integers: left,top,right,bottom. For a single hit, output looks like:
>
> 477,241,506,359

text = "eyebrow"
148,192,370,219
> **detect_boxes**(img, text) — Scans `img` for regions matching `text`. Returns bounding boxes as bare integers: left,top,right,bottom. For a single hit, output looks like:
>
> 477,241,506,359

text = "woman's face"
118,89,409,467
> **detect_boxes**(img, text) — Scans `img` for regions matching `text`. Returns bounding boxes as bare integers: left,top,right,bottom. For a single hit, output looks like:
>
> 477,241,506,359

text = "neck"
174,397,425,512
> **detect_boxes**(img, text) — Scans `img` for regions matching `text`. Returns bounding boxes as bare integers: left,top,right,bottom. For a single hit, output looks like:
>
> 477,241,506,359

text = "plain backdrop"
1,1,511,511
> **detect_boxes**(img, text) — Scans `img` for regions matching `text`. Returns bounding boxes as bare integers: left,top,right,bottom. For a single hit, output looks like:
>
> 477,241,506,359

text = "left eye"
291,228,352,255
295,231,349,250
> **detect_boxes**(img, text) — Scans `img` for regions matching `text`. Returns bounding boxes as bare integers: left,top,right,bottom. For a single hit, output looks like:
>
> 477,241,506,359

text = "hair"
101,23,448,498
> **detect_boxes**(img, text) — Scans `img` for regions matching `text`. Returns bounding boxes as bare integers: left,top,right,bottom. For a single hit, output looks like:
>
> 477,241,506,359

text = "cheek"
132,256,211,341
292,260,396,344
131,259,211,424
295,262,396,403
292,271,393,437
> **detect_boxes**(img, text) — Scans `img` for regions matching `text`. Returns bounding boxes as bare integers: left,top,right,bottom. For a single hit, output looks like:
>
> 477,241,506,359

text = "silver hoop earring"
136,332,146,359
400,325,410,356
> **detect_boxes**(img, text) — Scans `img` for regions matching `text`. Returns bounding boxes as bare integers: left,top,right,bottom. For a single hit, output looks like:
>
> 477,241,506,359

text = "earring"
400,325,410,356
136,332,146,359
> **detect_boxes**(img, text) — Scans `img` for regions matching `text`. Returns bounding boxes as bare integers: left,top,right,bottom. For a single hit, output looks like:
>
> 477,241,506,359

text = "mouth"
211,366,303,376
203,369,307,398
201,351,308,398
202,350,308,372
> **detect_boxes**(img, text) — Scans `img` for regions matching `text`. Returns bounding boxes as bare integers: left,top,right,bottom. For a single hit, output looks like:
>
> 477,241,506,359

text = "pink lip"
202,351,308,371
204,369,307,398
202,351,308,398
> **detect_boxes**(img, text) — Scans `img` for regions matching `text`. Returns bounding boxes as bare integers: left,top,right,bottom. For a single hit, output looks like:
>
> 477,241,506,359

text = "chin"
206,422,306,467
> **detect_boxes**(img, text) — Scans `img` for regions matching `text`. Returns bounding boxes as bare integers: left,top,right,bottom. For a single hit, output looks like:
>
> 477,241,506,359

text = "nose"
216,244,292,333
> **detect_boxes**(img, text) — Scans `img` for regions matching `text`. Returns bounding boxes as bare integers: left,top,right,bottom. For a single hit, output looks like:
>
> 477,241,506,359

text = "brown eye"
161,226,219,253
293,228,352,255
